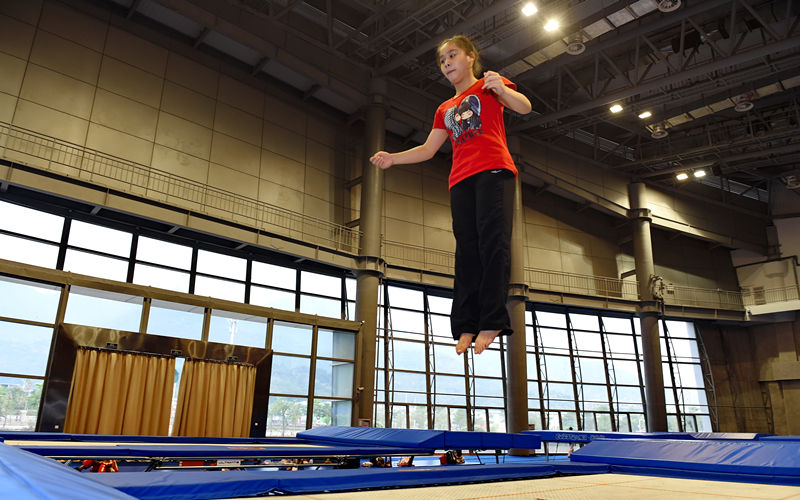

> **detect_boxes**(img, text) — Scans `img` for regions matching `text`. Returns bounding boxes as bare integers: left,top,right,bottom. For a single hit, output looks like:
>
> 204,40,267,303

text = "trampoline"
2,426,799,499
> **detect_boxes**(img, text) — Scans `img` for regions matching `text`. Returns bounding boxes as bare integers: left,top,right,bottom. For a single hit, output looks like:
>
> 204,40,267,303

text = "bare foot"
474,329,501,354
455,333,475,355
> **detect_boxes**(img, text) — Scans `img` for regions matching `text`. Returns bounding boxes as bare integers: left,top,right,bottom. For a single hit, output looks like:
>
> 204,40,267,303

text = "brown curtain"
172,359,256,437
63,348,175,435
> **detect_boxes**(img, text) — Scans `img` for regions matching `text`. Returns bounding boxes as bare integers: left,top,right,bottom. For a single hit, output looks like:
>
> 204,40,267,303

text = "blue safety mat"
571,438,800,477
759,435,800,442
89,462,609,499
0,431,299,444
608,464,800,487
298,426,540,450
0,443,135,500
690,432,774,440
524,430,694,443
13,441,431,459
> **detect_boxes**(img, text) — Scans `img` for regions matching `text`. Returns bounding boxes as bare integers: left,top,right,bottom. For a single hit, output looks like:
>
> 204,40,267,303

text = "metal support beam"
377,0,518,74
506,172,528,455
513,36,800,131
354,85,386,425
628,183,667,432
193,27,210,48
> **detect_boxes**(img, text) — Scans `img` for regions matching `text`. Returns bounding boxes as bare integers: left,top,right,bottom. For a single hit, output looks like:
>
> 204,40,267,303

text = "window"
270,355,311,395
0,322,53,377
147,300,203,340
0,200,64,241
527,309,711,437
133,264,190,293
136,236,192,269
272,322,312,355
250,285,296,311
266,396,307,436
196,250,246,281
64,287,142,331
300,271,341,297
252,262,296,289
133,236,192,293
194,276,245,302
316,329,355,360
0,277,61,324
0,234,59,268
299,271,342,319
68,220,132,257
64,249,129,281
0,377,43,431
208,310,267,348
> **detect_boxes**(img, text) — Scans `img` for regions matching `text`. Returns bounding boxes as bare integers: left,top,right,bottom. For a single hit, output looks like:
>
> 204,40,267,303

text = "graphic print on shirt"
443,94,483,145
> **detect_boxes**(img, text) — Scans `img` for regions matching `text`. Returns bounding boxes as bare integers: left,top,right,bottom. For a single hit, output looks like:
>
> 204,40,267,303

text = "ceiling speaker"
566,33,585,55
651,123,668,139
658,0,681,13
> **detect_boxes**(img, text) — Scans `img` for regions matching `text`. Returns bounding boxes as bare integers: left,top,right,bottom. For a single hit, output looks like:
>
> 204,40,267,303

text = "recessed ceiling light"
544,19,559,31
609,104,623,113
693,170,707,178
522,2,538,16
676,172,689,181
638,111,652,119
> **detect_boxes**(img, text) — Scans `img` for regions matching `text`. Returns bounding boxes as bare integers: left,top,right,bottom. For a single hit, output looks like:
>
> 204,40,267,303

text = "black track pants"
449,168,514,340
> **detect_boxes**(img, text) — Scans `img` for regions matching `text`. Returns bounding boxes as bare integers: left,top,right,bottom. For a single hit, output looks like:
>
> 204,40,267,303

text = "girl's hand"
370,151,394,169
482,71,507,96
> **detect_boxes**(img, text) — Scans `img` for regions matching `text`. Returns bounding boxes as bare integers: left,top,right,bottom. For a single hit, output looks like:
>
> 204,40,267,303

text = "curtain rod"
78,345,255,366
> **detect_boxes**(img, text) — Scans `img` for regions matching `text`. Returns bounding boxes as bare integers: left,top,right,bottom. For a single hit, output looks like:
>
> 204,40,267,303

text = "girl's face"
439,42,475,85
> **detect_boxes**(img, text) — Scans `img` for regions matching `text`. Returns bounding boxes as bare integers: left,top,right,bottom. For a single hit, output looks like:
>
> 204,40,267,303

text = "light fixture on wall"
651,122,668,139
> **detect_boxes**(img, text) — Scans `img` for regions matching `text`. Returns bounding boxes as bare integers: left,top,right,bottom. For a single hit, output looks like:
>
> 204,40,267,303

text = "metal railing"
2,122,798,314
526,267,640,300
381,239,455,272
740,285,800,307
663,285,746,310
0,122,361,253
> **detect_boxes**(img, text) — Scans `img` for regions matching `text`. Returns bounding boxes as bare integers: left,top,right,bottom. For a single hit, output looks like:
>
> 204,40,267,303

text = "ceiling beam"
512,35,800,132
376,0,519,75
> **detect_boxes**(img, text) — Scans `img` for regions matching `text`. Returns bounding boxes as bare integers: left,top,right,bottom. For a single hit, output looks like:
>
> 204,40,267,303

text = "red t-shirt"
433,76,518,189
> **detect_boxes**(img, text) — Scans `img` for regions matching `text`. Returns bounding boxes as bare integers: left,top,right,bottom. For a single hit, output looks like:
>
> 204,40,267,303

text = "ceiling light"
609,104,623,113
693,169,707,178
522,2,538,16
638,111,652,119
657,0,681,13
544,19,559,32
676,172,689,181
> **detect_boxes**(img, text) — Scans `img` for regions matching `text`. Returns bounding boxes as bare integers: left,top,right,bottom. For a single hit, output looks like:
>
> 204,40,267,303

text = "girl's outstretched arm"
370,128,449,169
482,71,532,115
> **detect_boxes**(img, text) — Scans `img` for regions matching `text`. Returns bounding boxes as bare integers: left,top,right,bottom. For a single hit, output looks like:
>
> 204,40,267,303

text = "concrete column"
628,182,667,432
354,82,386,425
506,161,529,453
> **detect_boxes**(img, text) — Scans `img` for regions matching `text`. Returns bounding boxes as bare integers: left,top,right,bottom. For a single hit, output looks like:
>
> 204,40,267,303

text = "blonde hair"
436,35,482,77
